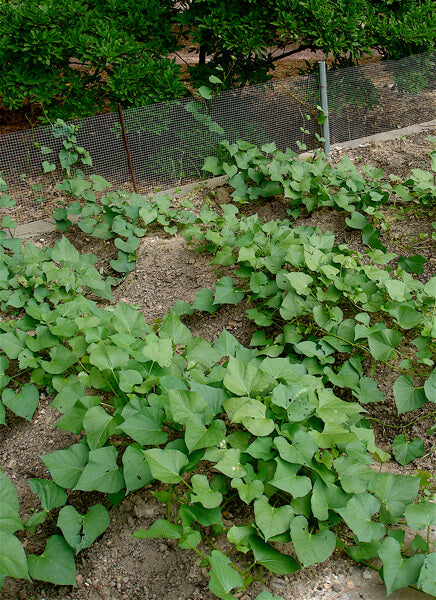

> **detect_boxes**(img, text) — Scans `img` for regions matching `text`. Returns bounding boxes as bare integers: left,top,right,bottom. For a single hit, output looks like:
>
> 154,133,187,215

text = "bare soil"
0,130,435,600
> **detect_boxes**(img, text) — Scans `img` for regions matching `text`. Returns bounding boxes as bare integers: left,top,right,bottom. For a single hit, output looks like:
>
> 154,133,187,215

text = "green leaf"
274,433,318,467
424,368,436,402
405,501,436,530
417,553,436,596
334,456,374,494
385,280,408,302
354,377,385,404
387,304,422,330
133,520,181,540
0,500,23,535
231,477,264,504
208,550,243,600
255,593,287,600
224,395,274,436
24,510,47,534
246,437,274,461
370,473,420,523
122,445,153,493
202,156,224,176
42,161,56,173
198,86,213,100
423,276,436,298
0,470,23,533
118,369,143,393
378,537,424,596
392,434,425,466
398,255,426,275
28,479,67,511
83,406,116,450
227,525,255,553
120,406,167,446
89,343,129,371
40,345,76,374
141,338,173,367
337,493,385,543
28,535,76,586
223,357,272,397
254,496,293,541
144,448,188,484
159,311,192,345
290,515,336,567
169,389,214,426
190,474,223,509
249,535,300,575
0,332,26,359
2,383,39,421
0,531,30,581
367,327,402,361
345,211,369,230
214,277,245,305
114,236,140,254
89,174,111,191
393,376,427,414
74,446,124,494
284,272,313,295
50,236,80,265
270,458,312,497
215,448,247,479
41,443,89,488
185,419,226,453
57,504,110,553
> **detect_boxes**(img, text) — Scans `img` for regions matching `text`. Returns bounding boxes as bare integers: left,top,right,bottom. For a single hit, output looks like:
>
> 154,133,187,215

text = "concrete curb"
10,119,436,240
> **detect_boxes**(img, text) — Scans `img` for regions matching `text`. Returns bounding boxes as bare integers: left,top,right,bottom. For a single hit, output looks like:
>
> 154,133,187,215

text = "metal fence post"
318,61,331,161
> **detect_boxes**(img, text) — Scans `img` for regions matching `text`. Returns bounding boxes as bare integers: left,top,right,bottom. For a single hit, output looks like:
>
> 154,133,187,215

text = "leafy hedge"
0,0,435,120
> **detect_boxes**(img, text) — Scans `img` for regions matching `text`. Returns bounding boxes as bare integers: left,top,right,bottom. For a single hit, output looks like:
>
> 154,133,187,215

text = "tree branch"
270,45,313,62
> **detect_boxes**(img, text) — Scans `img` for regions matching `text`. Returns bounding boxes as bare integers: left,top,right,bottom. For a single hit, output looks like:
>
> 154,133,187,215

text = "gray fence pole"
318,61,331,160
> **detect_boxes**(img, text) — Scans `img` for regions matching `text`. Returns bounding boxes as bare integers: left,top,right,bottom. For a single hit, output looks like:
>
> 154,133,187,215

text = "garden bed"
0,129,435,600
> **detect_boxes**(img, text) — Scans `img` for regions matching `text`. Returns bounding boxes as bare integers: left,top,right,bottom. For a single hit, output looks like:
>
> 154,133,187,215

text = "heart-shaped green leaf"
144,448,188,484
74,446,124,493
42,443,89,489
393,376,427,414
28,535,76,586
254,496,294,541
208,550,243,600
392,434,425,466
290,515,336,566
122,445,153,493
378,537,424,596
2,383,39,421
89,343,129,371
337,493,385,543
28,479,67,512
270,458,312,497
57,504,110,553
190,474,223,509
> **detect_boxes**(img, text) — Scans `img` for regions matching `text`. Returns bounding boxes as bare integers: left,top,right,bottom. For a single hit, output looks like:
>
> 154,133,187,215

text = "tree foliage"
0,0,434,119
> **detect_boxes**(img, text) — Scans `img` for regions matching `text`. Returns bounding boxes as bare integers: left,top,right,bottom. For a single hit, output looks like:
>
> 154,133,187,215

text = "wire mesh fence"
0,51,434,224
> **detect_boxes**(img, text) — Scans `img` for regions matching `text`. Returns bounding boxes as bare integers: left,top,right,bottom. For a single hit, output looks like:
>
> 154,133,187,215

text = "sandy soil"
0,130,435,600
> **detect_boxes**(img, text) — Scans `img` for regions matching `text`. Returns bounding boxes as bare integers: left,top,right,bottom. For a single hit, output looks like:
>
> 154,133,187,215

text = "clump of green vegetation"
0,138,435,598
